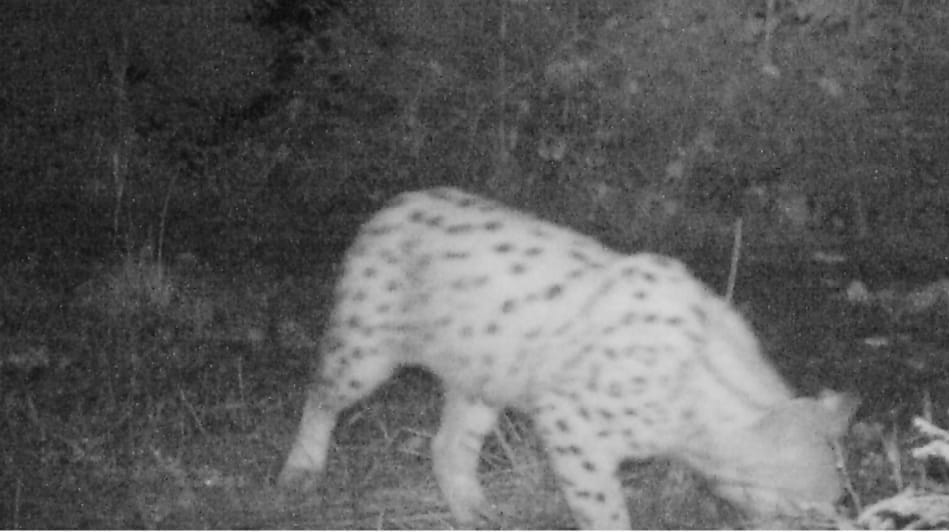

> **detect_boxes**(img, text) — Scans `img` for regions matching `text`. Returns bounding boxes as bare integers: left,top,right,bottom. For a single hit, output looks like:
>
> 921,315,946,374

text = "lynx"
278,187,857,528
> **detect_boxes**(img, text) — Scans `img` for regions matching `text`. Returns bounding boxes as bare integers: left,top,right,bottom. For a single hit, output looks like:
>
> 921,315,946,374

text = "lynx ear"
816,389,861,439
754,390,860,444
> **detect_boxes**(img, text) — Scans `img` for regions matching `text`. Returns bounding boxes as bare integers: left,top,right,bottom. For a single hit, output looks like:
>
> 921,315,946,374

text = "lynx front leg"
431,391,499,526
534,398,630,529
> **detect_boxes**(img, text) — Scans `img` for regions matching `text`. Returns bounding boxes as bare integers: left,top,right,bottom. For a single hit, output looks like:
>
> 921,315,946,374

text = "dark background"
4,0,948,280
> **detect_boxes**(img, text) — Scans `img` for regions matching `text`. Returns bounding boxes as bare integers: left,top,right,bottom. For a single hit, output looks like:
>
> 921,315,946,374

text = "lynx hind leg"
431,391,500,526
278,330,397,491
534,401,630,530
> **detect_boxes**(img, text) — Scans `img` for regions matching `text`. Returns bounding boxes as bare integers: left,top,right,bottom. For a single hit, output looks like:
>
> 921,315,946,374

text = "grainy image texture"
278,187,858,529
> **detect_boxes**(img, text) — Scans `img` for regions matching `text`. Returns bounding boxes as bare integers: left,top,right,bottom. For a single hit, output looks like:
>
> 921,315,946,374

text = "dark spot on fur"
348,380,363,390
485,322,499,334
524,328,541,339
386,280,400,291
482,355,495,366
607,382,623,397
352,290,367,302
575,490,591,499
582,461,596,472
409,210,425,223
633,290,648,299
457,196,476,207
568,269,585,279
643,314,657,323
569,250,590,263
363,224,395,236
494,243,514,253
555,419,570,433
598,409,614,420
426,215,444,227
596,430,612,438
460,326,474,337
446,223,474,234
621,312,637,324
666,316,683,326
524,247,543,256
511,263,527,274
577,407,591,420
363,267,377,278
623,408,638,417
346,316,361,329
545,284,563,299
444,251,470,260
643,272,657,283
484,221,502,231
322,335,343,352
553,445,580,455
603,348,617,359
416,254,433,268
501,299,516,313
594,493,606,503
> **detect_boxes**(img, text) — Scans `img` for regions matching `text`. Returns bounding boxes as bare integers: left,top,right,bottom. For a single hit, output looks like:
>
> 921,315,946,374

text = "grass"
2,248,949,529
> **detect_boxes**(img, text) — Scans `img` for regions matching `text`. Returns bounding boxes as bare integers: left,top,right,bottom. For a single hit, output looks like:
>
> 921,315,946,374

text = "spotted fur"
278,187,857,528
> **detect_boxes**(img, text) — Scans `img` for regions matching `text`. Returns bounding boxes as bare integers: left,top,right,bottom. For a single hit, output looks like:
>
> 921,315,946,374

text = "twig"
725,217,743,302
14,476,22,529
237,355,248,430
836,440,862,512
178,387,207,436
157,170,179,271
